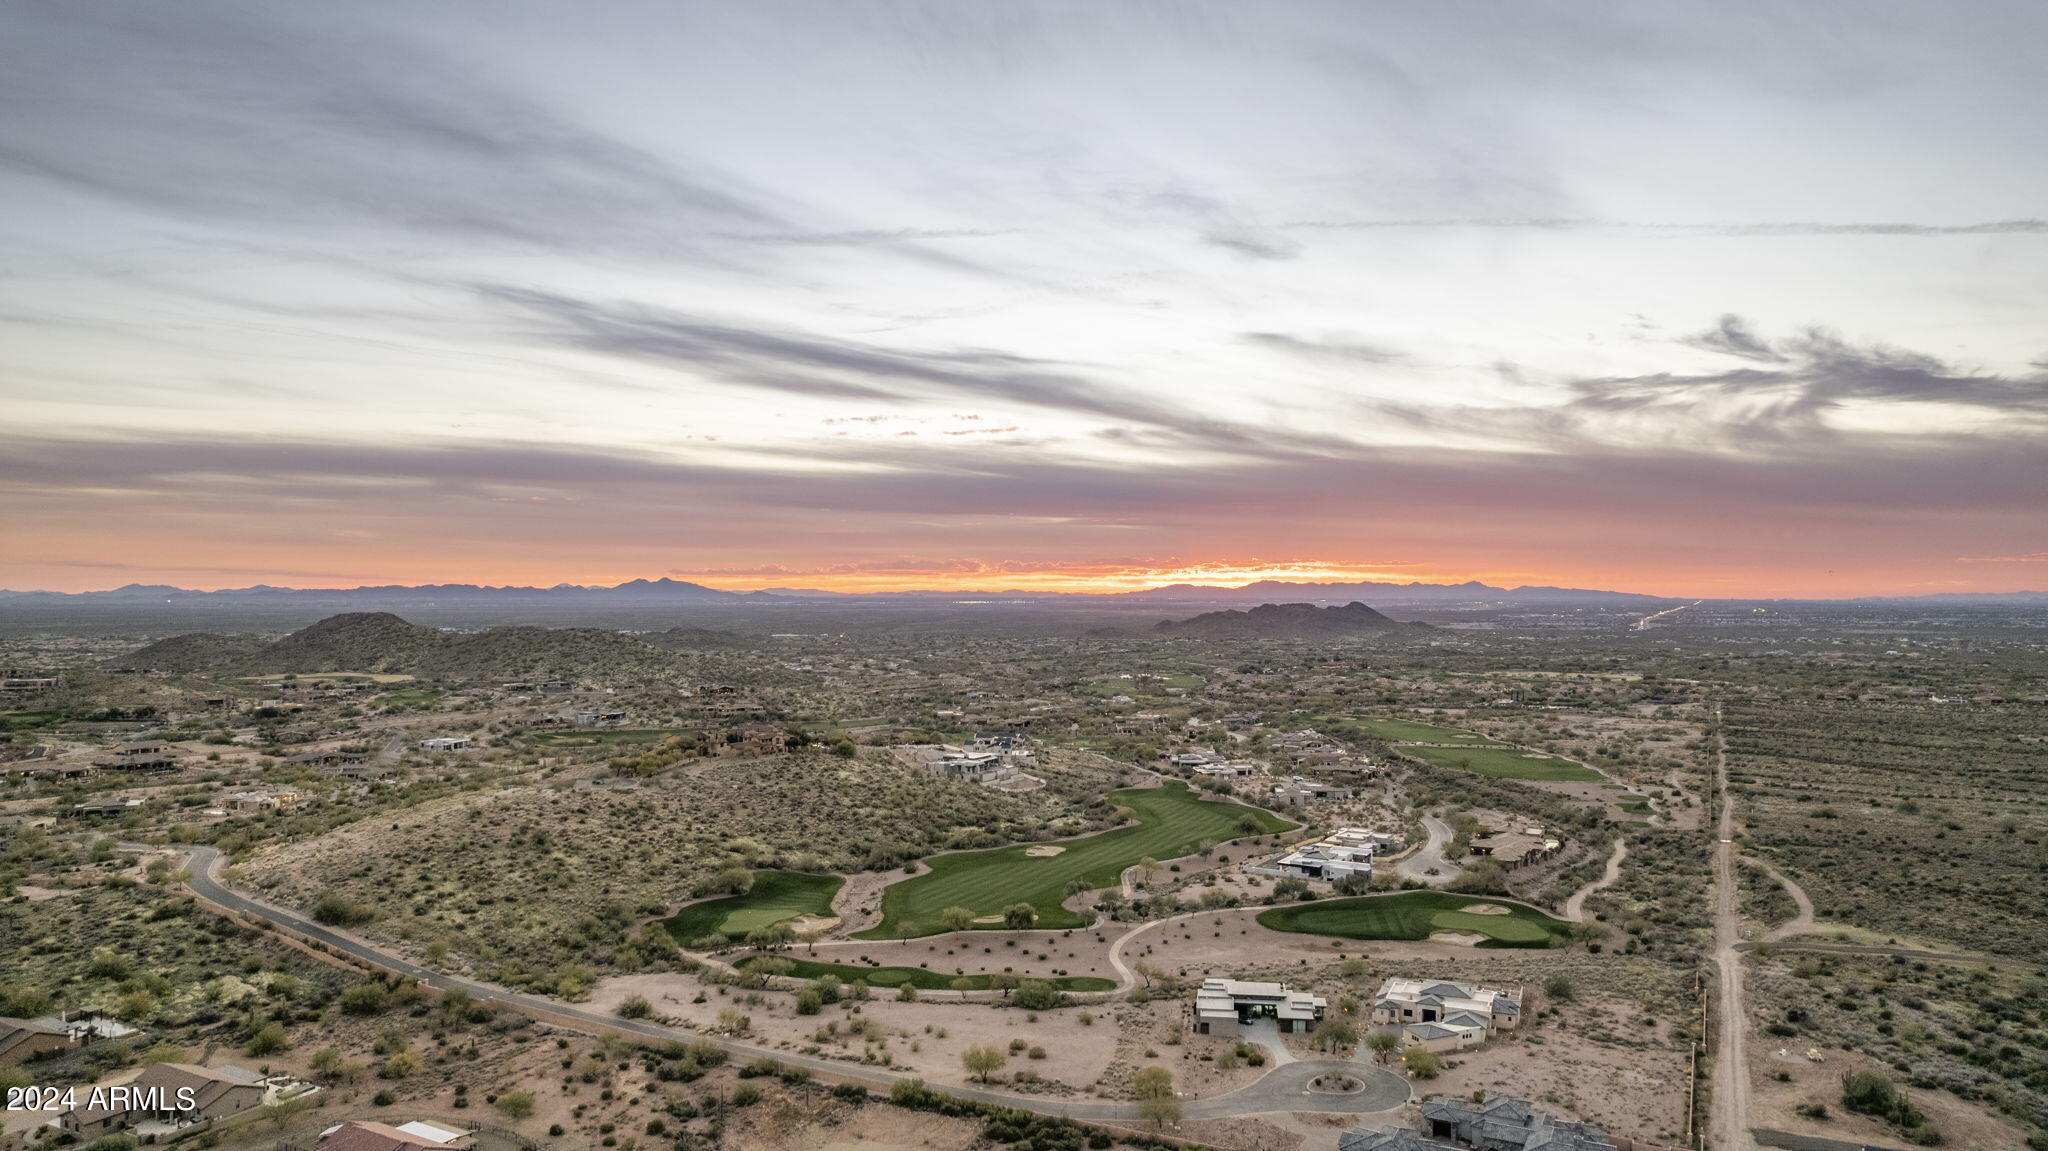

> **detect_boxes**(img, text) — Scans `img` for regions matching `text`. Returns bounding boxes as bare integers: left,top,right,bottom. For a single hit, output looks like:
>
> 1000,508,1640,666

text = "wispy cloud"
1290,218,2048,237
473,283,1359,458
1243,332,1406,365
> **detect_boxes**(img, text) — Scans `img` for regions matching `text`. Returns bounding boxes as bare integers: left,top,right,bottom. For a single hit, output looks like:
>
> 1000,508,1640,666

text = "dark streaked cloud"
1243,332,1406,365
473,283,1360,457
1679,314,1785,363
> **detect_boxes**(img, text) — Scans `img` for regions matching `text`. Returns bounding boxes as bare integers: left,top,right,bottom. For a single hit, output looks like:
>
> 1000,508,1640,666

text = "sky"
2,1,2044,598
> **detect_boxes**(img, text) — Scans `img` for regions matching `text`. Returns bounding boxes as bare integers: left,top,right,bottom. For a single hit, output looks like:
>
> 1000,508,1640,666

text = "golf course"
857,781,1296,938
1256,891,1571,948
775,958,1116,993
1353,717,1495,744
1399,743,1602,782
664,871,844,945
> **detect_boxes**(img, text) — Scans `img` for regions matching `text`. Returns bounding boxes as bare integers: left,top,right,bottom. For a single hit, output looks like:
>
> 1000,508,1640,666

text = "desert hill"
641,625,752,651
111,631,270,673
117,611,696,683
1152,600,1423,640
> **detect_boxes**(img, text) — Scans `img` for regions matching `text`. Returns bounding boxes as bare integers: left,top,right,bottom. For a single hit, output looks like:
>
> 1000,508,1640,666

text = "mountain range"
116,612,746,680
5,576,2044,608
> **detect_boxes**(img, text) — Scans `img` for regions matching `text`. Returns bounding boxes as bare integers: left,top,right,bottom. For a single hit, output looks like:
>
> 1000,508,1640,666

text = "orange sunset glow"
2,5,2044,603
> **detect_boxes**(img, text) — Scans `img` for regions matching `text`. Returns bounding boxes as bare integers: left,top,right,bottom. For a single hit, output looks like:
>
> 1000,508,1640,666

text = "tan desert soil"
831,865,915,937
1424,1015,1690,1147
1749,1044,2034,1151
589,971,1131,1095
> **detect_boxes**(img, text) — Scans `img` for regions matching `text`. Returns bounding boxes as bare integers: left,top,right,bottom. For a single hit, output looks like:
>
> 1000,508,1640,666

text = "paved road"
1394,814,1461,886
1708,709,1755,1151
180,847,1406,1123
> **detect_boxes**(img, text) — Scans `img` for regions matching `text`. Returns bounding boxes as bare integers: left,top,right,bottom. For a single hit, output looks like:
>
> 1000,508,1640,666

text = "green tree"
1002,903,1037,929
941,906,976,932
1134,1065,1178,1127
1365,1029,1402,1064
1404,1047,1442,1079
495,1091,536,1120
617,994,652,1019
1012,980,1063,1011
962,1044,1006,1082
245,1021,288,1057
1310,1016,1358,1054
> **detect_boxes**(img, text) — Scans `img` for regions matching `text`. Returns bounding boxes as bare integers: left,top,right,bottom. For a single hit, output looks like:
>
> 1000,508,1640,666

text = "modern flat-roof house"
1193,978,1327,1037
316,1119,473,1151
220,786,307,812
1339,1095,1617,1151
0,1017,77,1064
417,736,472,752
1167,750,1228,767
73,796,145,816
1270,775,1356,805
1192,761,1259,779
917,736,1037,783
59,1062,268,1140
286,748,368,767
1372,978,1522,1052
1271,827,1402,881
9,761,97,781
93,740,179,773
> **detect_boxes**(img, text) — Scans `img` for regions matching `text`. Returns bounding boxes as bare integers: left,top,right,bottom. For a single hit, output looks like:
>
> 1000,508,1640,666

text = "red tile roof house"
58,1062,268,1140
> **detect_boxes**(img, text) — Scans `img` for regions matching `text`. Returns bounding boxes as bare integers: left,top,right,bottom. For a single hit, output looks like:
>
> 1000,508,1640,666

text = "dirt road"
1709,708,1754,1151
1750,856,1816,943
1562,837,1627,922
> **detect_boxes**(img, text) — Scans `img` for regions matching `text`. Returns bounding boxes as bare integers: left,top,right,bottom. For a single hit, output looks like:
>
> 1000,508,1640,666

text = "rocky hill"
117,611,692,683
641,626,752,651
113,632,270,673
1152,600,1423,640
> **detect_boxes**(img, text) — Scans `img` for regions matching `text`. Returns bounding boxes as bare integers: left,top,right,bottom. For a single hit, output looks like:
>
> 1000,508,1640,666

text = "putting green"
664,871,843,945
857,781,1294,939
1256,891,1569,948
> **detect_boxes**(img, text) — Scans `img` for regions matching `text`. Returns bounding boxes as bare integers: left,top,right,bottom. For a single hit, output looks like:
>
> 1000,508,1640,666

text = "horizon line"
3,574,2043,603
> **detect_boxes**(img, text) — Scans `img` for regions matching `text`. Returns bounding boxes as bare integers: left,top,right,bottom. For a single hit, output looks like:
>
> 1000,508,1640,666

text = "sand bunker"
1430,932,1488,945
786,915,842,934
1024,845,1066,857
1461,903,1512,915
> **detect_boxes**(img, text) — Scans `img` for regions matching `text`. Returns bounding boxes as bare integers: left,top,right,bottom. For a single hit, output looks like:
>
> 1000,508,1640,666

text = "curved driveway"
1394,815,1461,885
181,847,1406,1123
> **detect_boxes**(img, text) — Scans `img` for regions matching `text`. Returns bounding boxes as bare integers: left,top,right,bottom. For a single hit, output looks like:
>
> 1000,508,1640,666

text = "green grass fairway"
1257,891,1569,948
0,710,61,733
1402,743,1602,782
664,872,844,944
1353,718,1494,744
525,728,686,749
857,782,1295,939
777,959,1115,992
